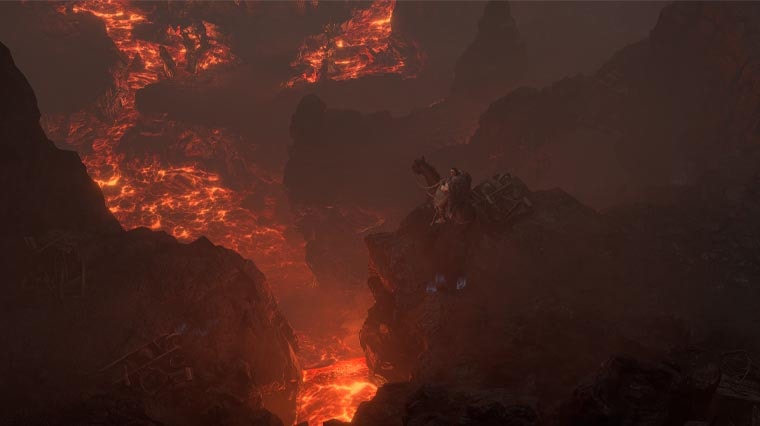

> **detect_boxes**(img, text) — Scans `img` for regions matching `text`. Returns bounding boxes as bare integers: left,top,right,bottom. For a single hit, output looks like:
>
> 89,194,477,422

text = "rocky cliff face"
0,42,121,236
0,3,120,114
356,163,760,424
284,94,402,294
350,4,760,422
464,1,760,208
451,1,527,103
359,175,661,391
0,42,299,426
282,2,530,296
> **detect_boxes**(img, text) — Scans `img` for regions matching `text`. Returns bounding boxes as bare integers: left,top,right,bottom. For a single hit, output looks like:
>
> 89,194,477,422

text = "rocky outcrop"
466,1,760,208
284,95,412,293
358,175,650,391
0,42,121,236
352,383,538,426
560,356,719,426
0,41,299,425
0,3,120,113
282,92,487,294
451,1,527,103
281,2,529,293
358,159,760,417
350,354,722,426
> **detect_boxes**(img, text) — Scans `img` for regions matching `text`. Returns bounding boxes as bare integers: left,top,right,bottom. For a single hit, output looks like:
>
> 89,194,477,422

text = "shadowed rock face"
358,164,760,420
349,354,719,426
282,1,664,298
560,355,719,426
352,383,538,426
281,3,530,296
359,178,644,390
0,3,120,114
451,1,527,103
284,94,402,293
281,93,487,295
0,42,121,236
0,42,299,426
464,1,760,208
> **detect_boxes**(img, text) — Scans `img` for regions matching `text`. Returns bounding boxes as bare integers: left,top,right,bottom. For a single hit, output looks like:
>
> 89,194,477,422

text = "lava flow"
38,1,378,424
41,0,312,287
286,0,419,87
297,358,379,425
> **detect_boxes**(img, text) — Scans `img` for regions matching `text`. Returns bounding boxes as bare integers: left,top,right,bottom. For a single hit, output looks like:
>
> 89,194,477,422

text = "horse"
412,157,475,225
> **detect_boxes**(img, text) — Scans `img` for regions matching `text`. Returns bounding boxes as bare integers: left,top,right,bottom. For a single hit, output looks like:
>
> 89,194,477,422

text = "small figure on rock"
412,157,473,224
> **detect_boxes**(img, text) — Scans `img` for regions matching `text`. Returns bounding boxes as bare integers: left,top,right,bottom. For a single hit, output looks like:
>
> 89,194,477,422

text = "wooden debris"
470,174,532,223
23,231,87,298
718,351,760,403
96,332,192,396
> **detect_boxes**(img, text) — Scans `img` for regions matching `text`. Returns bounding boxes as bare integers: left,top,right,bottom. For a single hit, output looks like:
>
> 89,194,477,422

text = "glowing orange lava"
286,0,418,86
297,357,379,425
40,2,379,423
42,1,312,287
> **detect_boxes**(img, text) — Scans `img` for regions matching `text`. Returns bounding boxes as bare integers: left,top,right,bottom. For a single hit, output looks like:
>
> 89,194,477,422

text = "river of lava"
42,1,378,423
41,0,312,286
297,357,379,425
286,0,419,87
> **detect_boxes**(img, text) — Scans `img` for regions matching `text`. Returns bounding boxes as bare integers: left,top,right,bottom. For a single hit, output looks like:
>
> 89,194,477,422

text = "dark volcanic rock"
284,94,408,293
0,3,121,113
351,356,721,426
323,420,351,426
55,389,287,426
358,174,653,399
465,1,760,208
358,161,760,415
283,94,484,294
0,41,299,426
351,383,537,426
0,42,121,236
508,2,662,87
351,383,417,426
54,391,163,426
285,95,403,210
451,1,527,103
282,0,532,293
560,356,719,426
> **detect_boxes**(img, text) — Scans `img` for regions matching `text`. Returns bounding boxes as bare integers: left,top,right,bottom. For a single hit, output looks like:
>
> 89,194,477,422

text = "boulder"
351,383,537,426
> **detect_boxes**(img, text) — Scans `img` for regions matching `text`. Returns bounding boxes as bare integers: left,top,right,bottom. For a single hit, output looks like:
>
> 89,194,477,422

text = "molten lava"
297,357,379,425
286,0,419,86
42,1,311,287
40,1,380,423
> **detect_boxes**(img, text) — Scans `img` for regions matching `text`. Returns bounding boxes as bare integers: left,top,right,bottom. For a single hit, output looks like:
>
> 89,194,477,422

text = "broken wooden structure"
23,230,87,299
96,332,193,396
470,173,532,223
718,350,760,404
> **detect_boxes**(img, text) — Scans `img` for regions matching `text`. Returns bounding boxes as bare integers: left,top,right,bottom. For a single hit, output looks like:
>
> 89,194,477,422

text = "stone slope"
358,165,760,420
0,41,299,426
464,1,760,207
